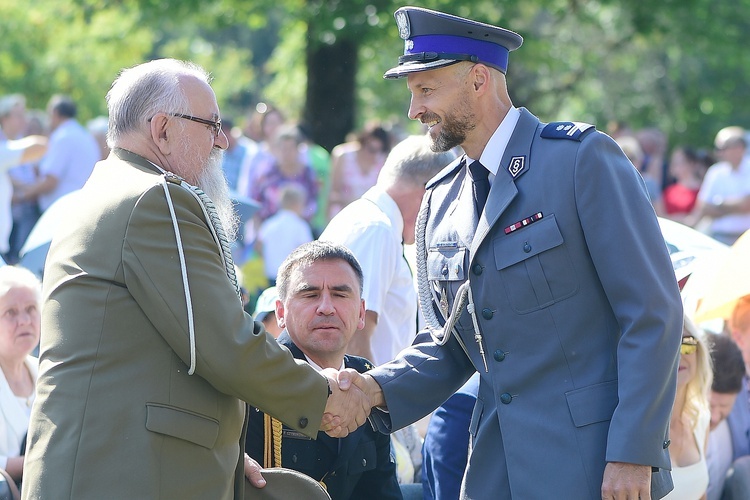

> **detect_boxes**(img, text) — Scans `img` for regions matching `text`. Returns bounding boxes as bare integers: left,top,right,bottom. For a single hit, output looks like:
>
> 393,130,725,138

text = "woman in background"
664,315,713,500
0,265,41,486
327,124,391,219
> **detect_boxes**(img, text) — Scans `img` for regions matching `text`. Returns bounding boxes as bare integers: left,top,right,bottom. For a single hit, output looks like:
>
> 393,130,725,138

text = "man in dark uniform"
246,241,402,500
334,7,683,500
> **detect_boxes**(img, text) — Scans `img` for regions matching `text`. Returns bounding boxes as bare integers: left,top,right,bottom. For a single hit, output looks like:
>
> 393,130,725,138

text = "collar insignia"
508,156,526,178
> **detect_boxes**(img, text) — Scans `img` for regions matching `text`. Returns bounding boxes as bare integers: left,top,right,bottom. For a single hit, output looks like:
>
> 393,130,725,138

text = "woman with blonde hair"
664,315,713,499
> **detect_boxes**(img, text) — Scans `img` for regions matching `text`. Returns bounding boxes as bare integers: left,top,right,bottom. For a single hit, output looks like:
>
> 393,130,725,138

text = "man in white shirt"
690,126,750,244
0,94,47,256
14,95,99,213
320,135,455,365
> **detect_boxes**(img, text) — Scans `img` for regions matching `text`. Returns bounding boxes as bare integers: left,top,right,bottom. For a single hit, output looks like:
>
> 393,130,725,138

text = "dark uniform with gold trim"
245,331,402,500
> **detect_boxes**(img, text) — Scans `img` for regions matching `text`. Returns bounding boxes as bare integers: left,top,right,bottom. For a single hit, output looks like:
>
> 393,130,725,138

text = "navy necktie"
468,160,490,216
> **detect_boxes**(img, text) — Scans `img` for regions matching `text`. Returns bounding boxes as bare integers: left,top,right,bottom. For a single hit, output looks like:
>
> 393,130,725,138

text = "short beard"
196,148,240,243
429,89,476,153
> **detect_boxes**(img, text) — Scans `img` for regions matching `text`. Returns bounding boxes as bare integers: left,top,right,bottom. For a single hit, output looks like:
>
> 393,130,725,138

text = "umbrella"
693,229,750,323
18,190,83,278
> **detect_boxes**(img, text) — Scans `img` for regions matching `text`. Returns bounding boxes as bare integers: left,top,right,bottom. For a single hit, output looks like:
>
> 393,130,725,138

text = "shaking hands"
319,368,385,438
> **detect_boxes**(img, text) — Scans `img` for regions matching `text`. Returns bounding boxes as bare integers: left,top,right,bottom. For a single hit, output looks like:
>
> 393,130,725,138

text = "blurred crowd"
3,89,750,499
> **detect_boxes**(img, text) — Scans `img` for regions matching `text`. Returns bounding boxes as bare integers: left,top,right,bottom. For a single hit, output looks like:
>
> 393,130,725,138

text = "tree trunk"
303,24,358,153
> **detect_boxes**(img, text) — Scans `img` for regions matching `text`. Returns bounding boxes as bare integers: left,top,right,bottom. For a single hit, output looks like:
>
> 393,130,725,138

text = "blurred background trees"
2,0,749,151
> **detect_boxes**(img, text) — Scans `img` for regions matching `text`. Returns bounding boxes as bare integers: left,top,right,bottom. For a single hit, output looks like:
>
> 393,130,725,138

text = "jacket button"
663,440,671,449
500,393,513,404
482,308,493,320
362,458,367,466
523,242,532,253
472,263,483,275
299,417,308,428
292,454,298,463
493,349,506,362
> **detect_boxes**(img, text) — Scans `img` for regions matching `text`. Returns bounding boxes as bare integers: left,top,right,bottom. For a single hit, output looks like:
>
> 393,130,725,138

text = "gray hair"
377,134,457,188
276,241,364,301
105,58,210,148
0,94,25,120
0,266,42,307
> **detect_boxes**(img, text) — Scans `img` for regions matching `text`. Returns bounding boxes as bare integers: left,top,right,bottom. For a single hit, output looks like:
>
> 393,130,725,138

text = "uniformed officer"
246,241,402,500
334,6,683,500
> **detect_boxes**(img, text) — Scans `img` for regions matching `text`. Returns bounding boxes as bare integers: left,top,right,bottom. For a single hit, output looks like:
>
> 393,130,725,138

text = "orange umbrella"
693,229,750,323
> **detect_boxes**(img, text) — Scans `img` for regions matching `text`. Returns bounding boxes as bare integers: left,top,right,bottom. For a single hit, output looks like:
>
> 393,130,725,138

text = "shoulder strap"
540,121,595,141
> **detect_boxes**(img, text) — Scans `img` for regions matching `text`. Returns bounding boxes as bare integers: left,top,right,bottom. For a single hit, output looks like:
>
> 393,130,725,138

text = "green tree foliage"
2,0,750,151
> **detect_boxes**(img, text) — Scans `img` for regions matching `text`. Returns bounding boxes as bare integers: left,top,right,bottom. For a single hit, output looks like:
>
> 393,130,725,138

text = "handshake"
318,368,385,438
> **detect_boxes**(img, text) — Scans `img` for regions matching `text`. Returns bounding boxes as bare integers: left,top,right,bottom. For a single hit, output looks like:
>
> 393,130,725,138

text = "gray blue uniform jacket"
367,108,683,499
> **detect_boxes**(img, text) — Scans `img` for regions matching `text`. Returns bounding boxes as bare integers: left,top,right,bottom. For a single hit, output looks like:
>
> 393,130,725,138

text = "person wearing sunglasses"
663,316,713,500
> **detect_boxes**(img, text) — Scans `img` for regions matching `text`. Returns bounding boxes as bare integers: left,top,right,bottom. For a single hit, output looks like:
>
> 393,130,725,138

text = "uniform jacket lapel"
470,109,539,259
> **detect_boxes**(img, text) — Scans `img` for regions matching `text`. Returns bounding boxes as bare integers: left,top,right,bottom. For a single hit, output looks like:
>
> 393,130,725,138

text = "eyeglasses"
171,113,222,138
681,335,698,355
149,113,222,138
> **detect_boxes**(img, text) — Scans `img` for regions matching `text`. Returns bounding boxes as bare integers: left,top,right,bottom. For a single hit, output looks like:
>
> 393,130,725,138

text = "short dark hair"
710,334,746,394
276,241,364,300
49,94,77,118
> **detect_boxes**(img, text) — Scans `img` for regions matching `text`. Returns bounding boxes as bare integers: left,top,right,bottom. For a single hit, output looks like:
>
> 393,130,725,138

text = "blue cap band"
405,34,509,72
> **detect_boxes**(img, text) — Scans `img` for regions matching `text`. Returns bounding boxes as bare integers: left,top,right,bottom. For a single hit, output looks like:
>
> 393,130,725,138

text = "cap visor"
383,59,459,79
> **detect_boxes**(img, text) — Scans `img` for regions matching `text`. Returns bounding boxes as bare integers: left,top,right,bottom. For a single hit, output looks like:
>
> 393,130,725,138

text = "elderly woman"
0,266,40,484
664,315,713,500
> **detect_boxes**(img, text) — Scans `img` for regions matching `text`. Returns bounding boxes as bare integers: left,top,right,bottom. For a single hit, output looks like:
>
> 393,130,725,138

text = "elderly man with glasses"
22,59,370,500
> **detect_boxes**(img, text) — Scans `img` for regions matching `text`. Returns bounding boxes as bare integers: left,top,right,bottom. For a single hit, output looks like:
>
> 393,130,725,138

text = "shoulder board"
344,354,375,373
540,122,596,141
163,171,185,185
426,158,464,189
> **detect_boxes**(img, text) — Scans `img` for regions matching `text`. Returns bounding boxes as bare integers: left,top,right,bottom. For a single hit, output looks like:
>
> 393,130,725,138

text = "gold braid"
263,414,284,468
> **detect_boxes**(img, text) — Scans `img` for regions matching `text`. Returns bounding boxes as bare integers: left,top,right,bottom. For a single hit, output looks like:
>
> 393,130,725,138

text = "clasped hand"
319,368,372,437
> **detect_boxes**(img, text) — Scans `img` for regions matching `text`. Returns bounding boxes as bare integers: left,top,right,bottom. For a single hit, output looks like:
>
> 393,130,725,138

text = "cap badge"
396,11,411,40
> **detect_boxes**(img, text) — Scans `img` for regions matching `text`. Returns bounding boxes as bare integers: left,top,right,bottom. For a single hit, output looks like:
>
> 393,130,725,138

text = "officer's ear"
149,112,174,155
471,64,491,93
275,299,286,329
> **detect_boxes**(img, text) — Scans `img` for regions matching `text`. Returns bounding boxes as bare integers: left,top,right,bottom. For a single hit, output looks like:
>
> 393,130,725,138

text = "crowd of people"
2,5,750,500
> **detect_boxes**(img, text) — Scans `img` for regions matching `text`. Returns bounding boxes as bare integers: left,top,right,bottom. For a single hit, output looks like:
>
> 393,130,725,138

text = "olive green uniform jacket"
22,149,328,499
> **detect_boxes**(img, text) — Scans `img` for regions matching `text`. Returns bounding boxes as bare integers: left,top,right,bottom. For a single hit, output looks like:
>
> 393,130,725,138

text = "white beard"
196,149,240,243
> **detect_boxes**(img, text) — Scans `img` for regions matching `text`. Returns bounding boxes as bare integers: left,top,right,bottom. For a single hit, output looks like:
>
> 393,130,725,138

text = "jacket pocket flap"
494,216,563,270
146,403,219,449
427,247,466,281
565,380,618,428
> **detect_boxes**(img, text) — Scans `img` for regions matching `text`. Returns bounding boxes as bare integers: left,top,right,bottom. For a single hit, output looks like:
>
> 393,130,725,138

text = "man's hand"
601,462,651,500
243,454,266,488
319,368,372,437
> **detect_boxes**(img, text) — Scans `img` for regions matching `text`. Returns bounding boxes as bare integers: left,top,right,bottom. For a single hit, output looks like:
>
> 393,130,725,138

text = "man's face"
406,64,476,152
710,391,739,430
0,103,27,138
172,77,228,185
277,259,365,367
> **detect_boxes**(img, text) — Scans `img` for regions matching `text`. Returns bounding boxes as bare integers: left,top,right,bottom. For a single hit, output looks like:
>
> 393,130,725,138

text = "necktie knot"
468,160,489,182
468,160,490,215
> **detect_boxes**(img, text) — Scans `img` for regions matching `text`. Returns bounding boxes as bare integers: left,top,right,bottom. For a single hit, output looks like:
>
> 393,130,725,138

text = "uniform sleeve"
122,184,328,437
368,331,475,433
574,132,683,467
